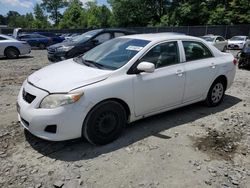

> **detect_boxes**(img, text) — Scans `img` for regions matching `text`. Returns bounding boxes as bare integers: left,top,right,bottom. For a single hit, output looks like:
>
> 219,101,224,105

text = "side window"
182,41,213,62
114,32,125,38
217,37,225,41
140,41,180,68
0,37,6,40
94,33,111,44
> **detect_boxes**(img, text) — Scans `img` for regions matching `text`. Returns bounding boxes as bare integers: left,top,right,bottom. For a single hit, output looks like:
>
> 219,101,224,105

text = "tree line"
0,0,249,29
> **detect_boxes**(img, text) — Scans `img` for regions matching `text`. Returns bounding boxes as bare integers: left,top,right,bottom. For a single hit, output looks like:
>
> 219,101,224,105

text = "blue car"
19,34,52,49
33,32,64,44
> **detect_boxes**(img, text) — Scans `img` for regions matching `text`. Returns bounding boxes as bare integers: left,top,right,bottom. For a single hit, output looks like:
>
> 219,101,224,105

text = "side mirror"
137,62,155,73
215,40,220,43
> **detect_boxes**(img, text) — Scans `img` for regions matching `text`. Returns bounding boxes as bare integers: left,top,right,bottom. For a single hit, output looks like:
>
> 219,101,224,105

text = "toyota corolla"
17,33,236,145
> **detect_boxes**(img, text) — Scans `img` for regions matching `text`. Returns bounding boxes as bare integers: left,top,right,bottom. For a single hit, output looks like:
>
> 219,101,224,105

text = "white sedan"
228,36,249,50
17,33,236,145
201,35,228,52
0,34,31,59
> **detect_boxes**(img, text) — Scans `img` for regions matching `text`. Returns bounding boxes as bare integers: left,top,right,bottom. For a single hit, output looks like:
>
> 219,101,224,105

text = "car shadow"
0,55,33,60
25,94,241,161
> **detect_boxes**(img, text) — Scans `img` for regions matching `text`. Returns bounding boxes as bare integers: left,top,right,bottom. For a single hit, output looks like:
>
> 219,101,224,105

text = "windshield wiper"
83,59,107,69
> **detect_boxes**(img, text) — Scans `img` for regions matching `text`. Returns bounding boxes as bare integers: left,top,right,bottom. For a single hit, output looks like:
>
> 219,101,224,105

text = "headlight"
56,46,74,52
40,92,83,109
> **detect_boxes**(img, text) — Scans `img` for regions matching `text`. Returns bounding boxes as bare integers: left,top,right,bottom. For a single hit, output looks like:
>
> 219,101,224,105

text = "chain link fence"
1,25,250,39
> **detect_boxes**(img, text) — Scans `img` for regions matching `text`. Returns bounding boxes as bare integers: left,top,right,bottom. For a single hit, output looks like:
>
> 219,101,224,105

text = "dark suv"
47,29,136,62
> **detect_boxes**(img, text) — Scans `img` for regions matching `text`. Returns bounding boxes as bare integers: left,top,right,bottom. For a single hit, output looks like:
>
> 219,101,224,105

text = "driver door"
132,41,185,116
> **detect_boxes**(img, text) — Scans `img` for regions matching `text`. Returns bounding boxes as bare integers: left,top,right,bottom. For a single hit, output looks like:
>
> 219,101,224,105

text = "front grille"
22,89,36,103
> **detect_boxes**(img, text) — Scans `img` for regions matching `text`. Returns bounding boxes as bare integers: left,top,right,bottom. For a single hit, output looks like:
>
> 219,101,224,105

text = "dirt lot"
0,50,250,188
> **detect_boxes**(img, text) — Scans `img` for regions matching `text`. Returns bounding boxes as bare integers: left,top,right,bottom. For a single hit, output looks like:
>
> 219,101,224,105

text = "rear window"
0,36,7,40
182,41,213,61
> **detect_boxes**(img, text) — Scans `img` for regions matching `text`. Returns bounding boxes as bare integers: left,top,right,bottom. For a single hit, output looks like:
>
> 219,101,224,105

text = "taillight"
233,58,237,65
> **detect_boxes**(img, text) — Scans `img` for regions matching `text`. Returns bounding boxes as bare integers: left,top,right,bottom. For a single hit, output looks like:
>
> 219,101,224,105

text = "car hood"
228,40,244,44
48,41,77,49
28,59,112,93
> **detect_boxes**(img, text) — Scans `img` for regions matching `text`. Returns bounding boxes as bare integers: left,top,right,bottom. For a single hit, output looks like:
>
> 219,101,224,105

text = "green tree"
228,0,250,24
33,3,50,28
108,0,156,27
86,2,112,28
59,0,87,29
0,15,7,25
41,0,68,26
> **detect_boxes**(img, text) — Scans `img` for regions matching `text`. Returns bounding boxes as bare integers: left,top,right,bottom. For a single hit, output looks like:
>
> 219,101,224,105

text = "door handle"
211,63,216,69
176,70,184,76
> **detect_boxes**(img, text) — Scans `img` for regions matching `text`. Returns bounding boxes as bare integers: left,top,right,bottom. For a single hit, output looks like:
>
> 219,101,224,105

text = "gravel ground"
0,50,250,188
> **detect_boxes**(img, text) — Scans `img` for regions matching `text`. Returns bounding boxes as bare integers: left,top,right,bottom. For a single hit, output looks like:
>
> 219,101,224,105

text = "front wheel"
5,47,19,59
38,43,46,49
205,80,225,107
83,101,126,145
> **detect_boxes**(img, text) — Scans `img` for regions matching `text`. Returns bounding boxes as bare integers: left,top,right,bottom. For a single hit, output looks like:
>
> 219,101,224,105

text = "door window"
140,41,180,68
217,37,225,41
182,41,213,61
94,33,111,43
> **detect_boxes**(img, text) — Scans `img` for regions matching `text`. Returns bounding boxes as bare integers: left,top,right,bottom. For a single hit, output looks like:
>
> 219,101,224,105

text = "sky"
0,0,108,16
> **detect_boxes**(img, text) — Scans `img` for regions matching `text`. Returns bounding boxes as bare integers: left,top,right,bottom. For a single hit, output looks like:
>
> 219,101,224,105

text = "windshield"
79,38,150,70
230,36,245,41
201,36,215,42
71,29,101,43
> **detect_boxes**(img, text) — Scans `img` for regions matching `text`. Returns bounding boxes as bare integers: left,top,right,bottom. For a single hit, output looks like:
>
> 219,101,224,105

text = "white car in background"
228,36,249,50
0,34,31,59
17,33,236,145
201,35,228,52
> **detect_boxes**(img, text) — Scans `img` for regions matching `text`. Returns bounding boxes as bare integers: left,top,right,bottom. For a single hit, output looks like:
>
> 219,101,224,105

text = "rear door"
181,41,218,103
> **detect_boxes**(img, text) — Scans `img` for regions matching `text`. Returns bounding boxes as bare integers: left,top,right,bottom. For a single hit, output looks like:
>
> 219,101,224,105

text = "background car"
47,28,136,62
201,35,228,52
19,34,52,49
33,32,65,44
238,41,250,68
227,36,249,50
64,33,81,41
0,34,31,59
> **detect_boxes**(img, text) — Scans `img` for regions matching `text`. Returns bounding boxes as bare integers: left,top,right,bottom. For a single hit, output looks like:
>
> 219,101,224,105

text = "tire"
222,46,227,52
5,47,19,59
83,101,126,145
38,43,46,49
205,79,226,107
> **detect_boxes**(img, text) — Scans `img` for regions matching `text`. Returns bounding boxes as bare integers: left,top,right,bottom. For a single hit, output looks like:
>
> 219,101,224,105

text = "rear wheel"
222,46,227,52
83,101,126,145
38,43,46,49
205,79,226,107
5,47,19,59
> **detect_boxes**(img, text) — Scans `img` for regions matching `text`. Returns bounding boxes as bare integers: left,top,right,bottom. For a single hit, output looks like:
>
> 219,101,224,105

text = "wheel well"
213,75,227,89
4,46,20,55
94,98,131,121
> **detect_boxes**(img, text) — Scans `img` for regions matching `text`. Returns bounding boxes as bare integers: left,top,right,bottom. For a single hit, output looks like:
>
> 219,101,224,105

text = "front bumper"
17,80,88,141
227,43,244,50
47,50,67,62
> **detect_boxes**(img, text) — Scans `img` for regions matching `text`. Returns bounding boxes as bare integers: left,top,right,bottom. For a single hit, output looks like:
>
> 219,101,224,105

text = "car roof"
101,28,136,33
202,35,223,38
122,33,198,42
